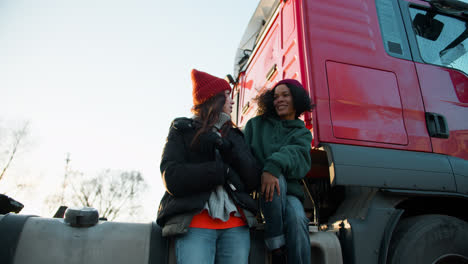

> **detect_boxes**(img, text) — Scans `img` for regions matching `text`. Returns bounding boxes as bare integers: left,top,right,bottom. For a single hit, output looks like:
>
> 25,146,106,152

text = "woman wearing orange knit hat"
156,69,261,264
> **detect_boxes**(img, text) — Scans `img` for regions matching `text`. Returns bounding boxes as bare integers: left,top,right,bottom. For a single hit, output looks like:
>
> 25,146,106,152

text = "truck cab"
232,0,468,263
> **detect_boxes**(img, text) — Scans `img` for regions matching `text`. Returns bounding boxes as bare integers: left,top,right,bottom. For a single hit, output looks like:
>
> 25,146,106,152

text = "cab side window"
409,7,468,74
375,0,412,59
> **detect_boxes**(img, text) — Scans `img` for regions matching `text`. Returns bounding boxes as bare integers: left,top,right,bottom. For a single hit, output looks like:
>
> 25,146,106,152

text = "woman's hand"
261,171,280,202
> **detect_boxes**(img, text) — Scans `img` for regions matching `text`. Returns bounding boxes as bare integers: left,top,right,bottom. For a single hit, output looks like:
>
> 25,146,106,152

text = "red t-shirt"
189,209,247,229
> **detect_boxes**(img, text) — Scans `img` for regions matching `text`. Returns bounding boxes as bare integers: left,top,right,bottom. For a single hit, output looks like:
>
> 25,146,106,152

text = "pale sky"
0,0,259,221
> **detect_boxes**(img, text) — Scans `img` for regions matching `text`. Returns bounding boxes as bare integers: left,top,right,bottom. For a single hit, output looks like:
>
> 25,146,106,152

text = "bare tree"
0,121,30,182
48,168,148,221
73,170,148,220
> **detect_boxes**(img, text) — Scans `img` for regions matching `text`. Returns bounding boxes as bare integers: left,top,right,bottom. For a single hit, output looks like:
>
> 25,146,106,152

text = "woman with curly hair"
244,79,315,264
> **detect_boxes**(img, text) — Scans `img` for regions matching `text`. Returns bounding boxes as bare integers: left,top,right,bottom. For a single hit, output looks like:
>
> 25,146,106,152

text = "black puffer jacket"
156,117,261,229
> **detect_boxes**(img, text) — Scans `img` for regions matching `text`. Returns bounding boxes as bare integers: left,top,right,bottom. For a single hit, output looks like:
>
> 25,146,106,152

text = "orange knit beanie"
191,69,231,106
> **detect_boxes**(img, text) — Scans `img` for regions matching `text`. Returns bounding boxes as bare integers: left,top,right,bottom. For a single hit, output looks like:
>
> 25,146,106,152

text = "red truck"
230,0,468,263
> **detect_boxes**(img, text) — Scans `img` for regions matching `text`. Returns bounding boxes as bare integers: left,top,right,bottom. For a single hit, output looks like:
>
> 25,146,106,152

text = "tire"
388,214,468,264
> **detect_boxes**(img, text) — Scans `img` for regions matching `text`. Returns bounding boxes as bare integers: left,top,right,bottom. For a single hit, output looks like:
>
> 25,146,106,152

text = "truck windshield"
410,7,468,74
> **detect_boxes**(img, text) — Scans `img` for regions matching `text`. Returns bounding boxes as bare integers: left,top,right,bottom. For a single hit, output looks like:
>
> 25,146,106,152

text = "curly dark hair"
255,81,315,119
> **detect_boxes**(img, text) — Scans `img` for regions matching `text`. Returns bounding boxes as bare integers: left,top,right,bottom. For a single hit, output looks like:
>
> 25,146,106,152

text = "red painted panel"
300,0,431,152
282,0,296,49
282,0,301,81
239,16,281,127
327,61,408,145
415,63,468,160
451,71,468,104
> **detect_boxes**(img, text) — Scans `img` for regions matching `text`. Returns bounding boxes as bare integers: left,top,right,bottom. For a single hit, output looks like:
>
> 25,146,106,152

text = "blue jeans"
261,175,311,264
175,226,250,264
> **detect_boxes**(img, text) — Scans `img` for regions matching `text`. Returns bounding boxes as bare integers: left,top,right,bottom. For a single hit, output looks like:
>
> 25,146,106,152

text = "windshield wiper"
440,21,468,55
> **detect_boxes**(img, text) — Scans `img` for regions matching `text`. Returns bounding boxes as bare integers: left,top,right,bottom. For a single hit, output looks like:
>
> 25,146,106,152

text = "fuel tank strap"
148,222,169,264
0,214,37,264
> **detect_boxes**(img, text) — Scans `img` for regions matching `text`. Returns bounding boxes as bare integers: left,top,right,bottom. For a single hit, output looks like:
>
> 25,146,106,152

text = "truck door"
399,0,468,161
305,0,432,152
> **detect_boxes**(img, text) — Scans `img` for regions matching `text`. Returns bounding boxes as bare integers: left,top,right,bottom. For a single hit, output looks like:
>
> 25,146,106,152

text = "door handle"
425,112,449,138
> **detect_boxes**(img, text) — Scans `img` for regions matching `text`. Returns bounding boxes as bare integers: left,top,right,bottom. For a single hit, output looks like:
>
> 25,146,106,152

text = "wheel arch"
378,190,468,264
385,190,468,223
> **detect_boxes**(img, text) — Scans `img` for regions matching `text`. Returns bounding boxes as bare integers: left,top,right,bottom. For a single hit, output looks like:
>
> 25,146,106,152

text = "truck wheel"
388,214,468,264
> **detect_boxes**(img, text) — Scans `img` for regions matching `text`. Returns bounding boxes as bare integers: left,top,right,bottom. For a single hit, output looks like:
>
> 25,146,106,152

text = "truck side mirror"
413,13,444,41
225,74,236,85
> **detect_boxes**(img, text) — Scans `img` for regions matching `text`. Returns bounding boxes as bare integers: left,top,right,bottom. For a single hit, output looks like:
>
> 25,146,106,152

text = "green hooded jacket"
243,115,312,200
